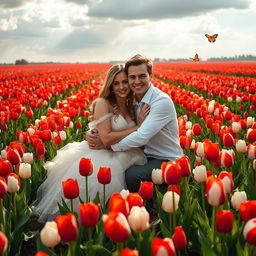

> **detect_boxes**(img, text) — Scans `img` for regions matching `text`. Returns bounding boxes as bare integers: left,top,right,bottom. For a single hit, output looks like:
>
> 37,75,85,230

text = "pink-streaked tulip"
62,178,79,199
247,128,256,143
128,206,150,232
0,231,8,254
18,163,31,179
194,142,205,157
172,226,187,250
247,144,256,160
56,213,78,242
118,248,139,256
176,155,191,177
109,192,129,217
162,162,181,185
7,173,20,193
0,177,7,198
216,210,234,233
204,142,220,162
219,171,234,194
126,193,144,209
40,221,61,248
240,200,256,222
102,211,131,243
151,168,164,185
236,140,247,153
138,181,154,200
79,158,93,176
22,152,33,164
79,202,100,228
162,191,180,213
0,158,12,178
206,176,226,206
193,165,207,183
231,191,247,210
97,167,111,184
152,237,176,256
243,218,256,246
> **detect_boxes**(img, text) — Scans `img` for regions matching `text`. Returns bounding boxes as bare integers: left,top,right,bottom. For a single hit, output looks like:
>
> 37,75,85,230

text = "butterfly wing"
192,54,199,61
205,33,218,43
211,34,218,42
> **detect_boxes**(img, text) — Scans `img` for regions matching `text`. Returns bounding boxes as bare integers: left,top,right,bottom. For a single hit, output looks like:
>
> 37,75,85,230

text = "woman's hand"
85,129,106,149
137,104,150,126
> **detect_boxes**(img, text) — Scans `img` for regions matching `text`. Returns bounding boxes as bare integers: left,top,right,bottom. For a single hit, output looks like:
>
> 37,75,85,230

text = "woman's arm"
93,99,149,147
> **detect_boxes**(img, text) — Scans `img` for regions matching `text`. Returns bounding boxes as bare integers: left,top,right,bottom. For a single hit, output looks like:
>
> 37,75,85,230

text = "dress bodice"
89,113,136,132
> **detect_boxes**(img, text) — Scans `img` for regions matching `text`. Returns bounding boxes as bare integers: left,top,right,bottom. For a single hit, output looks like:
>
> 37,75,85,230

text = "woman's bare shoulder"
94,98,113,119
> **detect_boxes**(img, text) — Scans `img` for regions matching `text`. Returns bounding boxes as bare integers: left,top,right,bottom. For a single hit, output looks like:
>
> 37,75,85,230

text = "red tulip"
204,142,220,162
79,158,93,176
240,200,256,222
7,149,21,165
35,252,49,256
102,211,131,243
192,123,202,136
0,232,8,254
220,150,235,168
97,167,111,184
36,141,46,159
194,142,205,157
179,136,192,150
172,226,187,250
206,176,226,206
152,237,176,256
222,133,235,147
56,213,78,242
138,181,154,200
62,178,79,199
216,210,234,233
76,121,82,129
41,130,52,142
162,162,182,185
167,185,180,195
247,129,256,143
176,155,191,177
79,202,100,228
243,218,256,246
53,135,62,146
0,177,7,198
118,248,139,256
109,193,129,217
126,193,144,209
0,158,12,178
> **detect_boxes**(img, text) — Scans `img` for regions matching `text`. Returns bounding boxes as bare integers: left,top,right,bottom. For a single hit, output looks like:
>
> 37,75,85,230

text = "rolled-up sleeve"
111,98,174,152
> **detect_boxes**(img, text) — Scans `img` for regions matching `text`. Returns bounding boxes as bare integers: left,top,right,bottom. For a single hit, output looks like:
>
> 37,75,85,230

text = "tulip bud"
128,206,150,232
231,191,247,210
0,158,12,178
97,167,111,184
172,226,187,250
79,158,93,176
79,202,100,228
151,168,164,185
126,193,144,208
240,200,256,222
59,131,67,141
120,189,130,199
1,150,7,159
247,128,256,143
62,178,79,199
19,163,31,179
247,144,256,160
243,218,256,246
7,148,21,165
69,121,74,129
231,122,241,133
216,210,234,233
247,116,255,127
206,176,226,206
138,181,154,200
7,173,20,193
109,193,129,217
0,231,8,254
194,142,205,157
27,127,35,136
40,221,61,248
219,171,234,194
152,237,176,256
193,165,207,183
118,248,139,256
22,152,33,164
185,121,192,130
253,160,256,170
162,191,180,213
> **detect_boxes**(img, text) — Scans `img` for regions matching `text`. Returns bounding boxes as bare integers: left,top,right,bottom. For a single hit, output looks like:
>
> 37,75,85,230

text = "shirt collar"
134,84,154,106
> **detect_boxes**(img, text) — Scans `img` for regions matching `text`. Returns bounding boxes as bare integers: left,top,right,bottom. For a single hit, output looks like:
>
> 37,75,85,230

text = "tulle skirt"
32,140,147,222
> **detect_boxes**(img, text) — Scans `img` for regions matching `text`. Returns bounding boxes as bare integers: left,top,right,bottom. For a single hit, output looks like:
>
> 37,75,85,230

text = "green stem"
103,184,106,212
0,199,4,231
172,187,176,230
12,193,16,221
136,231,142,251
86,176,89,202
211,206,216,247
70,199,73,212
200,183,206,212
116,242,123,254
88,227,93,256
67,241,74,256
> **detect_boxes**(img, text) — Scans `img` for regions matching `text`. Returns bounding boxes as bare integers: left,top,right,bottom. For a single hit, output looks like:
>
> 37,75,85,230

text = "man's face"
127,63,151,100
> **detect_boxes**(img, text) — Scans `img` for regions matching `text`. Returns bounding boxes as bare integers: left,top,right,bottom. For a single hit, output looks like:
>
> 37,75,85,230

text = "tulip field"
0,61,256,256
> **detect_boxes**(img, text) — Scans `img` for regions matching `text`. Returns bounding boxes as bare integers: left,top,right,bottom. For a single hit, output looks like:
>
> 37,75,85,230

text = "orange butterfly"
190,54,199,62
205,34,218,43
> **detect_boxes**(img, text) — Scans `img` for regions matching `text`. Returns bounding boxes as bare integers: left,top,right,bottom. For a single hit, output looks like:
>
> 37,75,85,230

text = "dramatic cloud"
0,0,37,9
88,0,250,20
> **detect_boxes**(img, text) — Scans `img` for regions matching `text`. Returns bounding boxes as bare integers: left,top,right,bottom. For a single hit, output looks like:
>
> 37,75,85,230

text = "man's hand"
85,129,106,149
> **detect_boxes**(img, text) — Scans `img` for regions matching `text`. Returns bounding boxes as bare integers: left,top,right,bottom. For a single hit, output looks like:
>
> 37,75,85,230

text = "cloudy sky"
0,0,255,63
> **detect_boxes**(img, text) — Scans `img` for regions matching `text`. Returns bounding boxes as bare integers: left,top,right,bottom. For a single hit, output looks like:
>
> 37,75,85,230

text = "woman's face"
112,71,130,99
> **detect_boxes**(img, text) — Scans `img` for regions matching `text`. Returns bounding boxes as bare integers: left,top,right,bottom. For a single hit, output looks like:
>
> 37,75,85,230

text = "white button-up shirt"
111,84,183,161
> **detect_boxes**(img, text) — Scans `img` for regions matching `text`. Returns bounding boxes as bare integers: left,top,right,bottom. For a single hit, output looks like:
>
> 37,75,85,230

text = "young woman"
33,64,149,222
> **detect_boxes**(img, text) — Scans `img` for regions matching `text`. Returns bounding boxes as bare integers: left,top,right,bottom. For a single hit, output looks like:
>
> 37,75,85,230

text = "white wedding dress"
33,113,147,222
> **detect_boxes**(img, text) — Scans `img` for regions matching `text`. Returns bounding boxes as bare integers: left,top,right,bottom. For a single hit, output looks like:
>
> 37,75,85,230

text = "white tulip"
22,152,33,164
193,165,207,183
236,140,247,153
120,189,130,199
128,206,150,232
185,121,192,130
59,130,67,141
40,221,61,248
151,168,164,185
7,175,20,193
162,191,180,213
231,191,247,210
19,163,31,179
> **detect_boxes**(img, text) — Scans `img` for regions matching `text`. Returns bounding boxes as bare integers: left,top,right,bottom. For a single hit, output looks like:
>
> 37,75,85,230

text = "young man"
87,54,183,192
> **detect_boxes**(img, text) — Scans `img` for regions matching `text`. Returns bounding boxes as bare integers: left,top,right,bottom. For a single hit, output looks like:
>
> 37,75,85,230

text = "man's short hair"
125,54,153,75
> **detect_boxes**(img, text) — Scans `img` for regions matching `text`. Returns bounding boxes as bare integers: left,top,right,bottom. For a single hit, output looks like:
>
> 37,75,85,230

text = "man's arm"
111,98,176,151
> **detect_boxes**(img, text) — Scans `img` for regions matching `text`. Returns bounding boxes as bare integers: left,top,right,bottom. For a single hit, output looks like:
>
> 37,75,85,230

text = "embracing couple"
33,54,183,222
